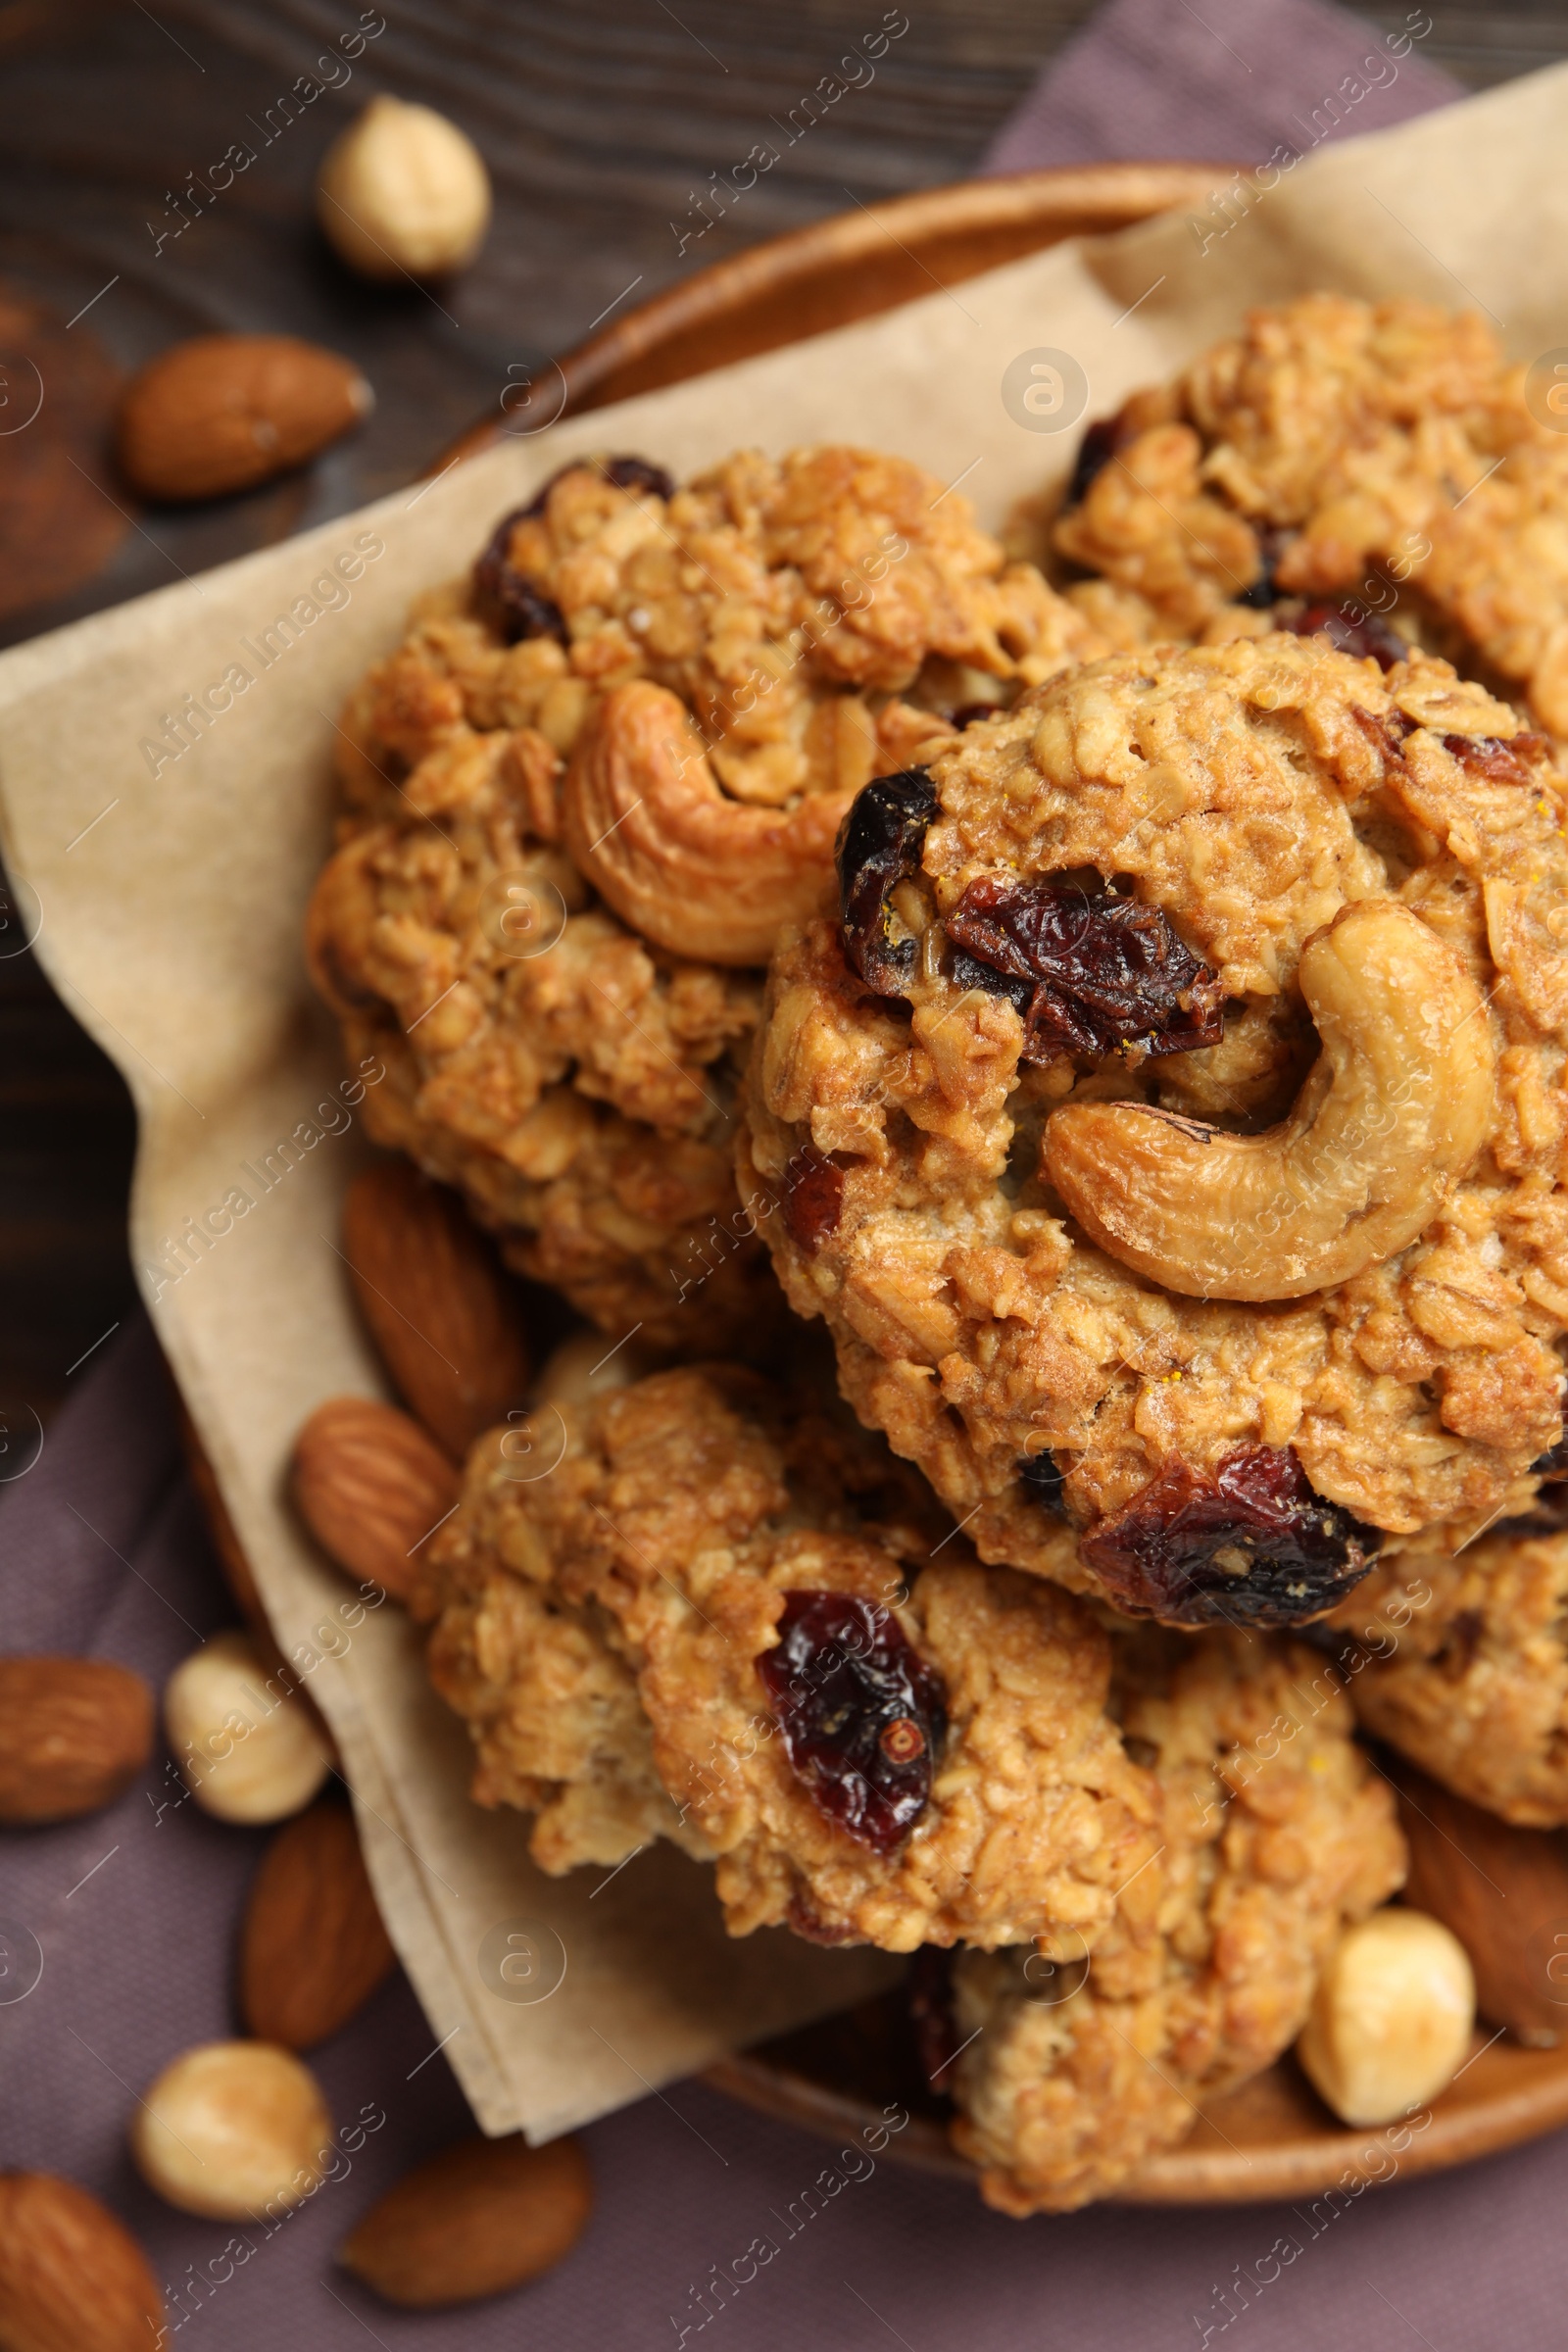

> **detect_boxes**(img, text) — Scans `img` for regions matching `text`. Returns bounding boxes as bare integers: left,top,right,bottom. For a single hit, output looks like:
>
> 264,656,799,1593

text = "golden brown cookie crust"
415,1365,1164,1953
1049,293,1568,732
307,448,1110,1339
743,635,1568,1619
1330,1516,1568,1826
949,1625,1405,2213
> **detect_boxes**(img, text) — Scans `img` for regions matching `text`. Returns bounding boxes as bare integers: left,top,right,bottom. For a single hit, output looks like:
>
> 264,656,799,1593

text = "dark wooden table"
2,0,1565,1422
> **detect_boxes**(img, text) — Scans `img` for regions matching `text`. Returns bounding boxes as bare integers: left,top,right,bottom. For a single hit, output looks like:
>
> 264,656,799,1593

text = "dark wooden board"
2,0,1567,1420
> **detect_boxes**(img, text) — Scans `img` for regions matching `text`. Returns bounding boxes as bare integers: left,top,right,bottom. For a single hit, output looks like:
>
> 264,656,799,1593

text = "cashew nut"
1044,901,1495,1301
563,681,851,964
1297,1909,1475,2127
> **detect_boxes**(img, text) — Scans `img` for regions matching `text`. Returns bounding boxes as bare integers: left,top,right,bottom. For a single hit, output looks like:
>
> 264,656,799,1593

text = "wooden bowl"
345,161,1568,2206
708,1987,1568,2204
440,162,1229,459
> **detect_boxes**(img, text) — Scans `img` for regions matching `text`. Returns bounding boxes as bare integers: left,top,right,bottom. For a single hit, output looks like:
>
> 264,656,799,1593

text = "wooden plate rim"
706,2033,1568,2204
439,159,1232,464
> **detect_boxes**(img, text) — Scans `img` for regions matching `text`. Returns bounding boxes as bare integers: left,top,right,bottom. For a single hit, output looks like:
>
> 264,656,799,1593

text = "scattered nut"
0,2170,165,2352
0,1656,153,1825
532,1330,657,1411
240,1794,397,2050
1395,1765,1568,2047
131,2041,331,2222
341,1162,530,1457
163,1631,332,1824
1046,901,1496,1300
117,333,372,503
291,1396,459,1602
1297,1908,1476,2126
317,95,491,280
338,2132,591,2308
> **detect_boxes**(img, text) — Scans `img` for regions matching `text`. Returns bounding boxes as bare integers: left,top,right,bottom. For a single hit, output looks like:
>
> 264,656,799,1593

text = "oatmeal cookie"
743,633,1568,1626
1049,293,1568,731
308,735,768,1348
945,1625,1405,2213
413,1365,1163,1952
309,446,1108,1342
1327,1495,1568,1826
490,446,1113,961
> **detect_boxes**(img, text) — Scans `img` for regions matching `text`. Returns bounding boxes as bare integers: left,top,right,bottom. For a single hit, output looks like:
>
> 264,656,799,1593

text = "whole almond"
1395,1764,1568,2047
240,1794,396,2049
117,333,371,502
338,2133,591,2308
0,2171,165,2352
292,1396,458,1601
342,1163,530,1457
0,1658,153,1826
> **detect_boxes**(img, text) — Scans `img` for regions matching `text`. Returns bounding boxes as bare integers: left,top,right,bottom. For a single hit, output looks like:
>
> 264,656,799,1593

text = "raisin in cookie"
309,447,1108,1342
1049,293,1568,732
412,1364,1163,1952
943,1625,1404,2213
743,633,1568,1625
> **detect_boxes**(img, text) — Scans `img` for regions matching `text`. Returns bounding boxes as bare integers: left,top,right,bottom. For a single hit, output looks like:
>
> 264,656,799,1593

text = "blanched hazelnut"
1297,1908,1476,2127
318,96,491,280
164,1632,331,1824
132,2041,331,2220
533,1331,657,1410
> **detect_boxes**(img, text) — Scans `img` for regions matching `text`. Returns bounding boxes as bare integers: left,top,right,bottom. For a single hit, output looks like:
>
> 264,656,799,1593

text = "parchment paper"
2,59,1565,2142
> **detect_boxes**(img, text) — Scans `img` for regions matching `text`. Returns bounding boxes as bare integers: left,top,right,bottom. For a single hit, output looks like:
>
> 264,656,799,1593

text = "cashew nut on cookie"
1045,901,1496,1301
564,681,853,964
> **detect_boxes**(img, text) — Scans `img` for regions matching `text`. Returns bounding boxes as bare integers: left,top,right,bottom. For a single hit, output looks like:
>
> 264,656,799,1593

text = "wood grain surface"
3,0,1568,1419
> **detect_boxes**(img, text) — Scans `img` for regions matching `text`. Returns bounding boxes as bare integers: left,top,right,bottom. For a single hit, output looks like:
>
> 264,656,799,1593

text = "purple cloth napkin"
983,0,1461,174
7,1320,1568,2347
7,10,1559,2346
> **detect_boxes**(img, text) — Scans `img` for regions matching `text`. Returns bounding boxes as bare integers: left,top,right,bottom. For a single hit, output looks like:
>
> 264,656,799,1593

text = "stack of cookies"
301,298,1568,2213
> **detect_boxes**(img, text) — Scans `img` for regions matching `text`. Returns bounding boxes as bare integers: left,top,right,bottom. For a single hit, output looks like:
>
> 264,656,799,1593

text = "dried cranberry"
758,1591,946,1852
1349,705,1418,764
602,455,675,500
1534,1436,1568,1482
518,454,674,519
1443,1608,1487,1671
784,1896,861,1946
1495,1503,1568,1541
1277,599,1404,670
1497,1435,1568,1535
1442,731,1549,784
907,1947,959,2090
944,877,1225,1065
474,509,568,647
1060,416,1124,510
837,769,939,996
781,1144,844,1254
1080,1446,1379,1627
1018,1449,1068,1516
1233,526,1290,611
518,466,577,519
